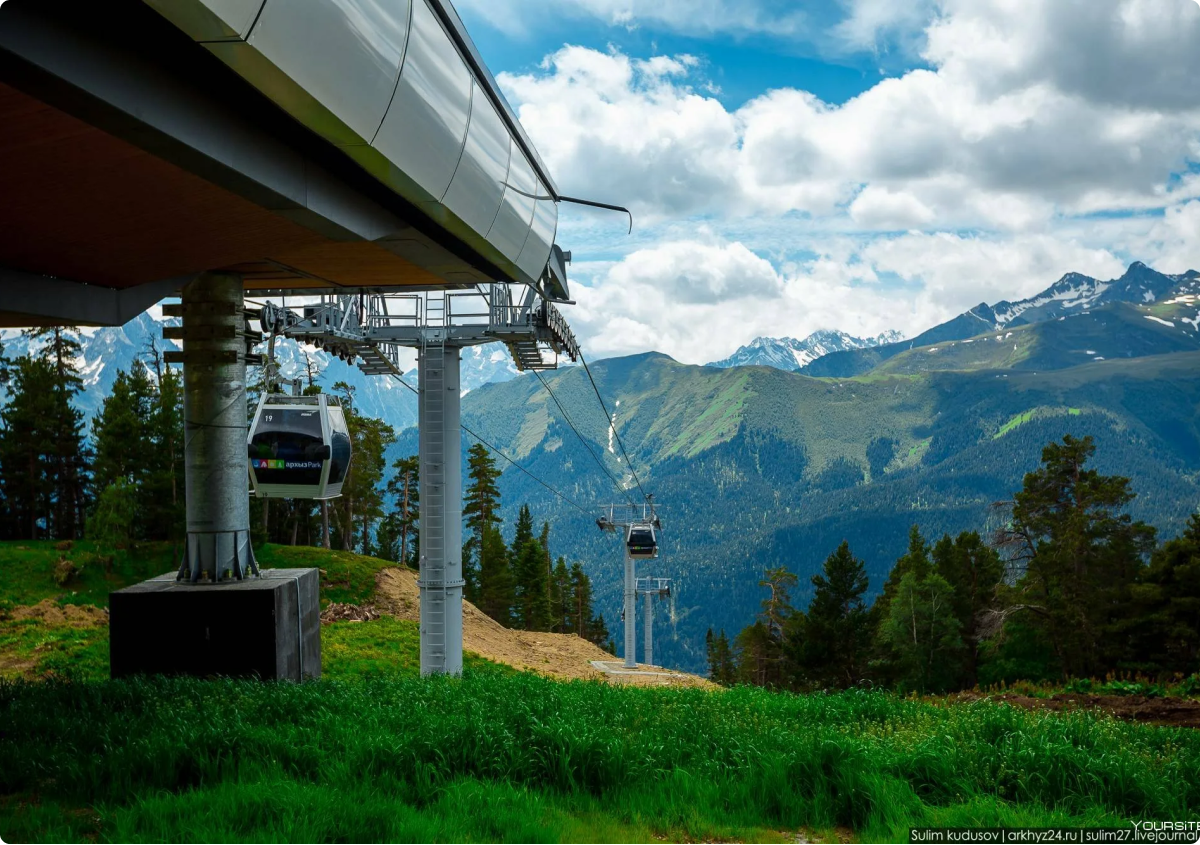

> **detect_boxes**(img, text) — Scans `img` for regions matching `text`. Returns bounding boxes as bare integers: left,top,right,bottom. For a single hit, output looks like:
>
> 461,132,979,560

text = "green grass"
1,675,1196,843
323,617,502,679
255,544,400,607
0,542,408,682
0,541,177,608
994,409,1037,439
0,613,109,681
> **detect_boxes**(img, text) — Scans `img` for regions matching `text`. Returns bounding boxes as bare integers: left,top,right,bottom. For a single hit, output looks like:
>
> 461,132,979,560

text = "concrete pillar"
418,343,464,675
178,272,256,583
644,589,653,667
624,552,637,668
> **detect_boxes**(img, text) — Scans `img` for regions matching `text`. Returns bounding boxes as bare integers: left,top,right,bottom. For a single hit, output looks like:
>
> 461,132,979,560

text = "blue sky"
458,9,900,109
453,0,1200,364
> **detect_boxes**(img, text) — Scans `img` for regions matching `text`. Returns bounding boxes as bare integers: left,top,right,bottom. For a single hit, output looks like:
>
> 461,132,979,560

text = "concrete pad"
110,568,320,681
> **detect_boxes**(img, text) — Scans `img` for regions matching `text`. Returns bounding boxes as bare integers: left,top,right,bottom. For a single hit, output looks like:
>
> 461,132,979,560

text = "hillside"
0,542,705,687
395,347,1200,673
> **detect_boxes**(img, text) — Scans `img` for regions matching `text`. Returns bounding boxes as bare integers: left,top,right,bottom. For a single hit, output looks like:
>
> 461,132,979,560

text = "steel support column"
178,272,256,582
624,552,637,669
418,343,464,676
644,590,654,667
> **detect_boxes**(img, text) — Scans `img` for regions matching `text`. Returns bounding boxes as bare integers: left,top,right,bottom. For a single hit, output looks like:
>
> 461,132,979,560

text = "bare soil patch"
950,691,1200,728
375,568,711,687
320,602,382,624
9,599,107,629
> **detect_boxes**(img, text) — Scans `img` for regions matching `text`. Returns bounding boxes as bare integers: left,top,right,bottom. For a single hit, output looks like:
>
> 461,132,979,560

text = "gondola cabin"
626,524,658,559
248,394,351,500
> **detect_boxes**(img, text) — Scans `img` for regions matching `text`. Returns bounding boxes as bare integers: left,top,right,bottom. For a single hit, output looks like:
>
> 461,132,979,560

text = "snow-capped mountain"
0,312,522,435
992,262,1200,327
706,330,904,372
801,261,1200,379
0,312,182,423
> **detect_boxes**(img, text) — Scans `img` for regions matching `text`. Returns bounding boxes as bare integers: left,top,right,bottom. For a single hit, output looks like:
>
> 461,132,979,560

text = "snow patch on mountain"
707,330,904,372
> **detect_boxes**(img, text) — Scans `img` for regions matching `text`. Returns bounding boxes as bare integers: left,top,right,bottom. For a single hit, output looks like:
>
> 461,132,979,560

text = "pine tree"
464,443,503,604
1130,514,1200,674
799,541,872,689
932,531,1004,687
514,538,553,631
996,435,1155,678
879,571,964,693
478,525,515,626
378,455,419,566
510,504,534,562
22,327,89,538
464,443,502,539
329,382,396,554
705,628,737,686
550,556,571,632
0,353,88,540
872,525,933,684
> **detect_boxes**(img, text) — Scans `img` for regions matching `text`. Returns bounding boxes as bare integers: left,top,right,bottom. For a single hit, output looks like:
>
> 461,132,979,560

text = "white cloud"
568,233,1134,364
496,0,1200,359
503,0,1200,229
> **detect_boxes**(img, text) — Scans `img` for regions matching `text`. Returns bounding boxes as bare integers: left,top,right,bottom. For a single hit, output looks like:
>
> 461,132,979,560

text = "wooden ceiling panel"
0,84,442,293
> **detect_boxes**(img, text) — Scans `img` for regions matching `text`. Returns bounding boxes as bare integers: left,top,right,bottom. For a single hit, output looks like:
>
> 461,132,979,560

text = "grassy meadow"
2,541,1199,843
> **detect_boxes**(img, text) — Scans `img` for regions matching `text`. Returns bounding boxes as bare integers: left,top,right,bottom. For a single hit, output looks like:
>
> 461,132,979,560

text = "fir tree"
478,525,515,626
464,443,503,605
550,556,571,632
799,541,872,689
705,628,737,686
932,531,1004,687
995,435,1155,678
879,571,964,693
0,354,88,540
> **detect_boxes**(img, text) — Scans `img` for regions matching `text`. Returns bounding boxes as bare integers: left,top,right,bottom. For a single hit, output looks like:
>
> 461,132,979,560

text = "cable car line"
386,373,590,516
532,369,633,504
577,350,650,504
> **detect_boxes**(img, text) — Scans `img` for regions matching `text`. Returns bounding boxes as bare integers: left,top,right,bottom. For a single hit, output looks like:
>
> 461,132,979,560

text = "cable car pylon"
248,282,581,676
597,496,662,669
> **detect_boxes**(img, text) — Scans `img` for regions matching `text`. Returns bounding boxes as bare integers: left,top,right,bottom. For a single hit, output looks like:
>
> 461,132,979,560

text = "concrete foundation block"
110,568,321,681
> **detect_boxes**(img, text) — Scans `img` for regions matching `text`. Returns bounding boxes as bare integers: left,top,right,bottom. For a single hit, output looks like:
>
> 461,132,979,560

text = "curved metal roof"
144,0,559,288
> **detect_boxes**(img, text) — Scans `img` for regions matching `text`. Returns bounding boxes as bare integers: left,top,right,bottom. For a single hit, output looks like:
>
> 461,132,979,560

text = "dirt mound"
951,691,1200,729
9,599,107,628
375,568,710,687
321,603,382,624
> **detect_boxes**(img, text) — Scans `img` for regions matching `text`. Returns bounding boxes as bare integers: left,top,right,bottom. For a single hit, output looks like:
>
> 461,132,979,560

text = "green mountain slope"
396,348,1200,674
872,301,1200,375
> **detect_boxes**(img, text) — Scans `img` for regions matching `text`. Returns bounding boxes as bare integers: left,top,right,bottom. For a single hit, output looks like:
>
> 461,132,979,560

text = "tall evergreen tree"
798,541,872,689
932,531,1004,687
0,352,88,540
550,556,571,633
879,571,963,693
871,525,933,683
478,525,515,626
1130,514,1200,675
996,435,1155,678
377,455,419,566
706,628,737,686
329,382,395,554
510,504,534,562
23,327,89,538
464,443,503,604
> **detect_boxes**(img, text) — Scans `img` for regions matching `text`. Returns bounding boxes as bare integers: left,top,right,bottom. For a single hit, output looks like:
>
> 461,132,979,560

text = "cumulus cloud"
567,233,1133,364
502,0,1200,229
492,0,1200,361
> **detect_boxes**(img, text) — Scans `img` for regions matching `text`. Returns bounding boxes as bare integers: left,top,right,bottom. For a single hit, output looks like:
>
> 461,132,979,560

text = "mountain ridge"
707,329,903,371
